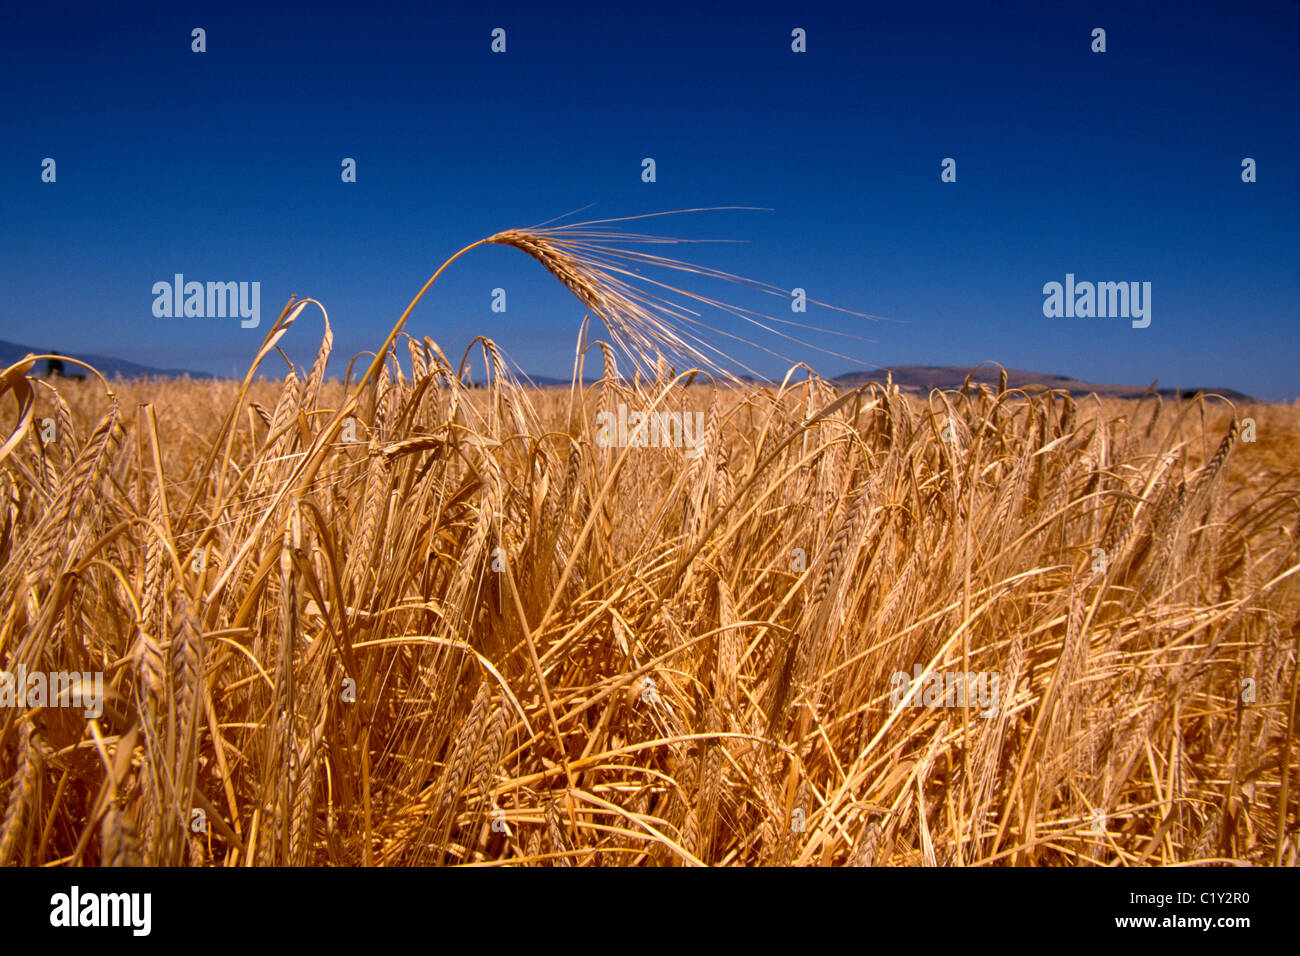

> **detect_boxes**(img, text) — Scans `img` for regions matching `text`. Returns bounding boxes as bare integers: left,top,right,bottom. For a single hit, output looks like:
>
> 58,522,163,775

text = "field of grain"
1,224,1297,866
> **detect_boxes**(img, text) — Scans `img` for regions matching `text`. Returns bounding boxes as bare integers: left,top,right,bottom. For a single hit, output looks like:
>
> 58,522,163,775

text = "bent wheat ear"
487,212,883,383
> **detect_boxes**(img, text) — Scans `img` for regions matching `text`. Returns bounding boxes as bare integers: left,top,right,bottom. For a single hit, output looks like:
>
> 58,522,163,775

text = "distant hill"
0,341,1263,402
0,339,211,379
522,364,1260,401
829,365,1259,403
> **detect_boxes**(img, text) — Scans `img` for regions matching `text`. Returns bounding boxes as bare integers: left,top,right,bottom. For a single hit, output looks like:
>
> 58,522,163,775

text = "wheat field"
1,222,1297,867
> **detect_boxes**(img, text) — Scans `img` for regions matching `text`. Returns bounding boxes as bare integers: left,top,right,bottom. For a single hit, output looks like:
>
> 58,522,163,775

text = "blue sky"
1,0,1297,398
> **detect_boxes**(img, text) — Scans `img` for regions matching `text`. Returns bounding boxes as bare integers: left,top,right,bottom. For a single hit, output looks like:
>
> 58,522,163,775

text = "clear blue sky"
1,0,1297,398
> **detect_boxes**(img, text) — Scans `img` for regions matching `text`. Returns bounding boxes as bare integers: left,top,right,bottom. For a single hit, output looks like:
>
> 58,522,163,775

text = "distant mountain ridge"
0,340,1260,401
0,339,211,379
525,365,1260,402
828,365,1259,403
